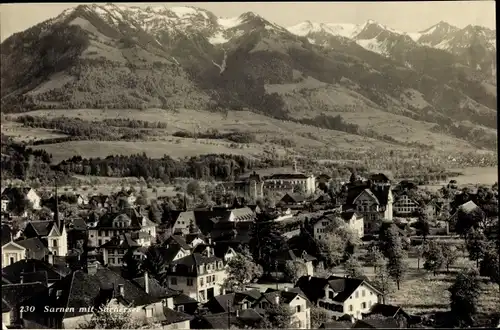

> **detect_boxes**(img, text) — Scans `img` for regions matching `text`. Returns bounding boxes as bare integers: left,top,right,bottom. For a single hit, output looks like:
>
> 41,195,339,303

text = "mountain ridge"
0,4,497,152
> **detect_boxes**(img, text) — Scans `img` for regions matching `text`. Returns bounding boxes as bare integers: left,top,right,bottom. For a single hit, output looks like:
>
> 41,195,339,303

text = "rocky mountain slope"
0,4,497,151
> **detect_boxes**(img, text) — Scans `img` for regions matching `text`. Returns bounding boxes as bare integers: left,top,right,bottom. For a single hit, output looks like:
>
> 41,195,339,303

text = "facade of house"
88,207,157,248
165,252,227,303
1,187,42,212
279,193,306,206
296,275,382,320
277,250,316,276
393,194,419,215
2,241,26,268
345,183,393,234
23,220,68,257
264,173,316,195
313,211,364,240
255,288,311,329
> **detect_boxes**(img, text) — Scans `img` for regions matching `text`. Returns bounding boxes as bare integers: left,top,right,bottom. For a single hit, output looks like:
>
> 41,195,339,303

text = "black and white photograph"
0,1,498,329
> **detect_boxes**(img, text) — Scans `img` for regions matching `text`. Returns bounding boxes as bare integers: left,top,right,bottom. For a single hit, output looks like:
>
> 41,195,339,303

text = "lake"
423,166,498,191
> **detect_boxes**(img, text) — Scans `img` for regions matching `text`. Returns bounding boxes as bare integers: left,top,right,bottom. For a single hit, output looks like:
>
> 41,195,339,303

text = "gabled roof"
25,221,60,237
160,306,193,325
16,237,50,259
346,183,391,207
100,233,141,249
1,187,34,198
295,275,381,303
169,253,223,276
2,259,71,284
2,282,47,307
97,208,156,229
259,287,310,306
165,235,191,250
353,189,380,205
132,275,177,299
280,193,306,203
206,290,262,313
341,210,363,221
369,173,391,182
230,207,256,221
364,303,410,319
278,249,316,262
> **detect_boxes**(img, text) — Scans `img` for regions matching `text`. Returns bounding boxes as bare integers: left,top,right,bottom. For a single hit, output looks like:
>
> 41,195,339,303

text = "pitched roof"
100,233,141,249
2,282,47,307
2,259,71,284
165,235,191,250
369,173,391,182
160,306,193,325
281,193,306,203
260,287,311,306
26,266,161,319
169,253,223,276
346,184,391,207
206,290,262,313
364,303,408,318
458,200,481,213
25,221,60,237
132,275,177,299
268,173,309,179
97,208,155,229
353,318,400,328
295,275,380,303
16,237,50,259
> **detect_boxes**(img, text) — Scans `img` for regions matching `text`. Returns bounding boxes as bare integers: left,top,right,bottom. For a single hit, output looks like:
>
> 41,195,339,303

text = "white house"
296,275,382,320
165,251,227,303
2,240,26,268
1,187,41,213
313,211,364,240
88,207,157,248
264,173,316,195
255,288,311,329
23,221,67,257
393,194,420,215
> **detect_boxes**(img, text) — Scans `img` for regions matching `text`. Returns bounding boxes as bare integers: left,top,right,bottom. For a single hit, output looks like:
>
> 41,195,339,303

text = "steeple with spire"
54,182,60,231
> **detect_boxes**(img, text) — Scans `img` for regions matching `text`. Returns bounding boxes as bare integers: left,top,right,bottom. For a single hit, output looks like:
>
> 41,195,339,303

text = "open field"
3,108,425,150
1,122,68,142
33,138,272,164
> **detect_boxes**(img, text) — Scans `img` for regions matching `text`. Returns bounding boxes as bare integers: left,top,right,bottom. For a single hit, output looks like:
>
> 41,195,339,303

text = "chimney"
274,294,280,305
118,284,124,297
47,253,54,265
236,309,240,317
87,262,98,275
144,272,149,294
20,275,24,284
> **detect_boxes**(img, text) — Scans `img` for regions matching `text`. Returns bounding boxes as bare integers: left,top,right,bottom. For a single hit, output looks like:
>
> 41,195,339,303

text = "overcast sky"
1,1,496,41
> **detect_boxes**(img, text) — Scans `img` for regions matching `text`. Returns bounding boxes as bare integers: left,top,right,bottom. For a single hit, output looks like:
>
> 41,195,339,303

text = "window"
362,290,365,297
200,278,204,286
187,278,193,286
349,305,353,312
206,276,211,283
52,239,58,247
355,291,359,298
361,302,366,309
212,275,215,282
98,239,102,246
177,305,184,312
328,291,334,299
108,258,115,264
171,277,177,285
370,292,373,295
118,258,122,264
296,305,302,313
198,290,206,301
368,301,372,307
105,230,109,236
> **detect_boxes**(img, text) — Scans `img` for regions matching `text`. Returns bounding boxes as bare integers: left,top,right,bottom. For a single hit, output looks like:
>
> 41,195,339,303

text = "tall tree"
223,253,263,292
141,245,168,285
249,211,287,271
387,252,408,290
415,208,431,241
317,232,345,269
372,261,393,305
465,228,489,268
378,223,403,259
479,246,500,285
310,307,332,329
448,270,481,327
423,240,444,276
344,256,365,279
284,260,308,284
440,243,460,272
121,249,142,280
366,244,385,273
258,303,293,329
